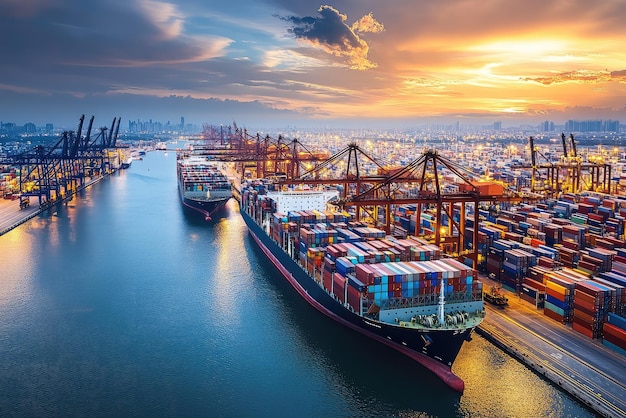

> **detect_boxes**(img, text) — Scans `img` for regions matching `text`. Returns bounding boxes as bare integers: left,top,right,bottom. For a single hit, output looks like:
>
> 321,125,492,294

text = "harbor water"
0,149,595,417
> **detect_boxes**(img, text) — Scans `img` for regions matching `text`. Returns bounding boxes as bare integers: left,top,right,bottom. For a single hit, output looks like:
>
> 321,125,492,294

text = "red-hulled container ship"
238,180,485,392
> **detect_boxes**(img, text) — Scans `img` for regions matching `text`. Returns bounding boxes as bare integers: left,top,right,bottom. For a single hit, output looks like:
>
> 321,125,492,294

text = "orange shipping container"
457,181,505,195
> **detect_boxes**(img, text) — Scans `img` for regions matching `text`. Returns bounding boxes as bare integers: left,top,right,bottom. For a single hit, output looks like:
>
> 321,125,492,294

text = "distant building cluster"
127,117,197,134
0,116,198,138
1,122,54,135
564,119,620,133
540,121,555,132
540,119,622,133
0,116,623,140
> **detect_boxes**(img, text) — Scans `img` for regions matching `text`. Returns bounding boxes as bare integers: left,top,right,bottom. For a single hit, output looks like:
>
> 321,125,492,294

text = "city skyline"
2,1,626,128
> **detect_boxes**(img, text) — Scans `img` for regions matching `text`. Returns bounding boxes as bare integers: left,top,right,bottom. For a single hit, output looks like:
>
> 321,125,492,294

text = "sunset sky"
2,0,626,128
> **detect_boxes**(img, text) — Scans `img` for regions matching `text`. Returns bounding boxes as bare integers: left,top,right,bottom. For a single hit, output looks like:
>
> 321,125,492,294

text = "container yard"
474,192,626,353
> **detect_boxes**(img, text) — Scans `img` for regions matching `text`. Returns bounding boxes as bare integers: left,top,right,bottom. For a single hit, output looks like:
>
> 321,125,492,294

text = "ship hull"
178,186,230,221
240,208,473,392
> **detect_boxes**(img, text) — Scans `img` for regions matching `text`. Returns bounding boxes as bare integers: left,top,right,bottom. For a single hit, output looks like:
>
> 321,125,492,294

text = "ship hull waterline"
240,208,469,392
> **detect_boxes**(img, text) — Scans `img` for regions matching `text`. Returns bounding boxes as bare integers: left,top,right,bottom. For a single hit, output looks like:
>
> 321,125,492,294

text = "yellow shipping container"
545,279,569,295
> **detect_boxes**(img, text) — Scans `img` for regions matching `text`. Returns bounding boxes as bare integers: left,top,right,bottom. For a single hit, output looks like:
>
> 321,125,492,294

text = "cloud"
0,0,234,98
278,5,383,70
138,0,185,40
524,69,626,85
611,70,626,80
351,12,385,35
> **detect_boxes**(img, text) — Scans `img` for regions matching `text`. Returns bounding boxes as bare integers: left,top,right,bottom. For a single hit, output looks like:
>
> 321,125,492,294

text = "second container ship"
176,151,232,220
238,180,485,392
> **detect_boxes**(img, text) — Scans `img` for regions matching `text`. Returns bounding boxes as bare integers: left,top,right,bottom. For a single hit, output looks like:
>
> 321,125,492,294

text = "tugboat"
484,284,509,307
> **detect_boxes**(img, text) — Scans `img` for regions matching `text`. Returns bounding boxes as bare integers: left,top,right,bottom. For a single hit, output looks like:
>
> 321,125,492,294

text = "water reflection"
0,227,34,309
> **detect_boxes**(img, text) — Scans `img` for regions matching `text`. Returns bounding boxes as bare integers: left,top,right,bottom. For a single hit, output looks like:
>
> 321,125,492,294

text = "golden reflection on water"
454,335,569,418
0,181,103,308
0,227,34,307
208,204,251,327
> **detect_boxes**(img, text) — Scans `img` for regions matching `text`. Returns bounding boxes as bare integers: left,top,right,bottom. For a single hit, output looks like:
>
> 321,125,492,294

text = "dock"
478,275,626,418
0,176,104,236
0,198,43,236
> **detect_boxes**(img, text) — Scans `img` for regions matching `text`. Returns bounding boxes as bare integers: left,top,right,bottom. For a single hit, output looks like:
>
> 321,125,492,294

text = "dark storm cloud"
278,5,383,70
0,0,230,95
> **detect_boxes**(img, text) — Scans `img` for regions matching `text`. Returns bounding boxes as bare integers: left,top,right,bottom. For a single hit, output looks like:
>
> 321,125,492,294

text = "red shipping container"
575,281,601,297
546,287,567,302
538,257,555,268
573,308,595,324
562,240,580,251
523,278,546,292
355,263,375,285
333,273,346,303
603,323,626,350
347,285,361,313
574,289,599,306
544,307,566,324
572,321,594,338
323,270,333,292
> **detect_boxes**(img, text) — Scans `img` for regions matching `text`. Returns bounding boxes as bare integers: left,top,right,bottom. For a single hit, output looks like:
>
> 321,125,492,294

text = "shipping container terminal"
3,124,626,416
195,124,626,416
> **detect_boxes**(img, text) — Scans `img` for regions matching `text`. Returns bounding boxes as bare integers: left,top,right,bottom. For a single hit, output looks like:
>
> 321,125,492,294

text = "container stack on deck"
241,185,483,318
319,234,483,314
473,191,626,353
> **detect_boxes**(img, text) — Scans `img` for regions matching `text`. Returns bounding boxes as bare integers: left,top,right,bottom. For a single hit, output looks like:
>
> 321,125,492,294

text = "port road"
479,284,626,418
0,198,41,236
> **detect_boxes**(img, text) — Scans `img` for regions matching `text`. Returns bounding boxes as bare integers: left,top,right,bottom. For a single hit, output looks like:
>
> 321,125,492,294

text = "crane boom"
570,134,577,158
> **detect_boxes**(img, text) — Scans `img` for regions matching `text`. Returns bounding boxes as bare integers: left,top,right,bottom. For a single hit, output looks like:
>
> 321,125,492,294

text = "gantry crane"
339,150,528,269
195,125,530,269
513,135,611,195
0,115,123,208
278,145,528,269
190,123,331,180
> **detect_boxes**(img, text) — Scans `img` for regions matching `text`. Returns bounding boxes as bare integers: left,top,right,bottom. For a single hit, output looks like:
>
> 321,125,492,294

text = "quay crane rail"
0,115,124,208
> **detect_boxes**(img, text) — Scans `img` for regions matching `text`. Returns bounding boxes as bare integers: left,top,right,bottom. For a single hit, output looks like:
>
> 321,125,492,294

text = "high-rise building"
540,121,554,132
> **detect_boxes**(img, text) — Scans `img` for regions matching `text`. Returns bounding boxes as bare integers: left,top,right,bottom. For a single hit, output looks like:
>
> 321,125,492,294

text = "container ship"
176,151,232,220
238,181,485,392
